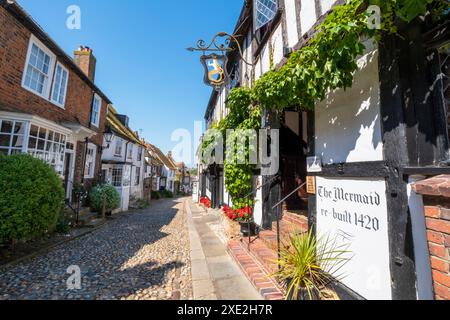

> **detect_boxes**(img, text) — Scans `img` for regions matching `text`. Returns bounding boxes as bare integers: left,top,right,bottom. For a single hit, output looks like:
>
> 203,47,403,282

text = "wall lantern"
187,32,253,91
103,127,114,148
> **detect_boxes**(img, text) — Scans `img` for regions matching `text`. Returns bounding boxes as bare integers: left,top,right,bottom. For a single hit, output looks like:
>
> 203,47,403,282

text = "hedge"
0,154,65,244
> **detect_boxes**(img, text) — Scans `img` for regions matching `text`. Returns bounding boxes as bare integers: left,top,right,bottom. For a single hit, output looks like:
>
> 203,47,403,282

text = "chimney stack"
74,46,97,82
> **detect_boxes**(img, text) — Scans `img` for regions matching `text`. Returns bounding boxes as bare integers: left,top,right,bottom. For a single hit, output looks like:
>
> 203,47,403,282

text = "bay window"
0,117,67,176
0,120,26,155
27,124,66,176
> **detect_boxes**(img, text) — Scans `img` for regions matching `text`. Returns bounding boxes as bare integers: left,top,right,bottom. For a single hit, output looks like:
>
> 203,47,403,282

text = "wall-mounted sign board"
306,176,316,194
316,177,392,300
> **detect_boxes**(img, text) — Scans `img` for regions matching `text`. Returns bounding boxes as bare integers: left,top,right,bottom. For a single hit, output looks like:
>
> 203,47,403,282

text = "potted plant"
273,229,350,300
223,205,257,236
236,206,257,237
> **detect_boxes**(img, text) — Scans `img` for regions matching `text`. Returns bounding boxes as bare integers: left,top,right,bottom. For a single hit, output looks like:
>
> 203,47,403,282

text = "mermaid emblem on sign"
200,54,229,91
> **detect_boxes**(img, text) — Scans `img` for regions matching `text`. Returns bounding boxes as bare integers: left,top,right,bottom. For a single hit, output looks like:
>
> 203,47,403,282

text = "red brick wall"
413,175,450,300
0,5,107,185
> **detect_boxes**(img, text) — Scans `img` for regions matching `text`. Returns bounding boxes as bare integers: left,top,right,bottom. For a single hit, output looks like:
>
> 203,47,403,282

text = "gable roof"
107,106,145,146
148,144,176,170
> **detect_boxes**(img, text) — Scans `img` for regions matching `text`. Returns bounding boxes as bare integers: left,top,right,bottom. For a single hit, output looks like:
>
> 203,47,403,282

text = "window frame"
128,144,133,159
84,143,97,179
22,35,56,100
135,166,141,186
50,62,69,109
112,167,123,187
90,93,102,128
114,138,123,157
254,0,279,32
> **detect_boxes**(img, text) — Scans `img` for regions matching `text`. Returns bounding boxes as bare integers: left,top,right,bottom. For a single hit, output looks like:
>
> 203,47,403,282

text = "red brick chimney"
74,46,97,82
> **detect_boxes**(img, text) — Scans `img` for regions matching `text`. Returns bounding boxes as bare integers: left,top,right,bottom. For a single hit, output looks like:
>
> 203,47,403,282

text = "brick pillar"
412,175,450,300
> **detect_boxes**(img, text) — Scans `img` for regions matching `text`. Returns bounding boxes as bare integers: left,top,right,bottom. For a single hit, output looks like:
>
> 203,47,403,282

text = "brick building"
0,1,112,202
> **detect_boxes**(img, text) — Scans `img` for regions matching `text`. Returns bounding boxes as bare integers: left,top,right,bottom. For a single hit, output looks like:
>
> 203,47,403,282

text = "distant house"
0,1,111,203
166,152,178,193
147,144,176,193
101,107,146,212
175,161,191,194
147,143,163,192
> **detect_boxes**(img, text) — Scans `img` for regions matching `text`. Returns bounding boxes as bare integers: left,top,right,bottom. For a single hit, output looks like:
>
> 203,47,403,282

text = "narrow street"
0,198,193,300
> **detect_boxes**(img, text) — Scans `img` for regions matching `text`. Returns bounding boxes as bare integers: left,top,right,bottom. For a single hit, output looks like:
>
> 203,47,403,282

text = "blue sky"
18,0,243,165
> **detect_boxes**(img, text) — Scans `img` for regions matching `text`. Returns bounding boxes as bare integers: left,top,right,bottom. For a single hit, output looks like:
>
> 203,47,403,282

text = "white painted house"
101,106,146,212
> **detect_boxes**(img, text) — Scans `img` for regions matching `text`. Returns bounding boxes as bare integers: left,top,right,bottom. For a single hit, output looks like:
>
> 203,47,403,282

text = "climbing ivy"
201,0,448,210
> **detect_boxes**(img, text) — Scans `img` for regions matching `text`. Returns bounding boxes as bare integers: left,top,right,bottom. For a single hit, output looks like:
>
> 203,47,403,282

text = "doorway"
280,111,308,214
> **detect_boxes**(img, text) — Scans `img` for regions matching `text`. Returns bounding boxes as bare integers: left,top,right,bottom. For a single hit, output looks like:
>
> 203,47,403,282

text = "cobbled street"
0,198,193,300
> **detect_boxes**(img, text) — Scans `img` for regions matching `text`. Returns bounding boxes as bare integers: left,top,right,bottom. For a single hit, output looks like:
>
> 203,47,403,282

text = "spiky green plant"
273,229,351,300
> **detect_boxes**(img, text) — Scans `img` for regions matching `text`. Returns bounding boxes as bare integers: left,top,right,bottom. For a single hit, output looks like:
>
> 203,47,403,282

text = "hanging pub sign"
200,53,229,91
187,32,253,91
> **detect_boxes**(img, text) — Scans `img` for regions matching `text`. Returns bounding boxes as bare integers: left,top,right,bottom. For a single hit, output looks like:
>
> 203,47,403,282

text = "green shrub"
89,184,121,213
160,190,174,198
0,154,65,244
135,198,150,209
56,210,73,234
151,191,161,200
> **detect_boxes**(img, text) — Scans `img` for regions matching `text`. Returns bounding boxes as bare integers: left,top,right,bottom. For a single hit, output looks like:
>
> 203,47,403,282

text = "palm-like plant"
273,229,351,300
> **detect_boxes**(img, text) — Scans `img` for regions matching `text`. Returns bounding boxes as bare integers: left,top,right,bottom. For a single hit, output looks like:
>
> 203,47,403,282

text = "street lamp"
103,127,114,149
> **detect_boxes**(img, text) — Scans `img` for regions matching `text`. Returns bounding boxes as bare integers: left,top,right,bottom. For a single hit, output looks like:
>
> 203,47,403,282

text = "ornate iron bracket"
187,32,254,91
187,32,253,66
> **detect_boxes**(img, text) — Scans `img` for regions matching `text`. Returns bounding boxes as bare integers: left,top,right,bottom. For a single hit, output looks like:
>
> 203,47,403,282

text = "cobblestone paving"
0,198,193,300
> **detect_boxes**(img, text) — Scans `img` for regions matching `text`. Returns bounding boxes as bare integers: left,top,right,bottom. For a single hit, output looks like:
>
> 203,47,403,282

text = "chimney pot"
74,46,97,82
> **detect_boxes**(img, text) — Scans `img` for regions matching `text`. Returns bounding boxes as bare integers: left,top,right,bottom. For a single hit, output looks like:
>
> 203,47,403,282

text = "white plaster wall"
315,44,383,164
320,0,337,14
284,0,299,47
102,135,126,162
261,43,271,74
300,0,317,37
255,59,262,80
271,24,284,66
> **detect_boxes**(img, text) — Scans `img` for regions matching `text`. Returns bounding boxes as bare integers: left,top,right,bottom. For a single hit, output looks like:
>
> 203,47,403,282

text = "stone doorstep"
228,240,284,301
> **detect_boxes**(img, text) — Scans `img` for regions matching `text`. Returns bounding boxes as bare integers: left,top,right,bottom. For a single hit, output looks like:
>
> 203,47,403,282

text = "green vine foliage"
202,0,447,210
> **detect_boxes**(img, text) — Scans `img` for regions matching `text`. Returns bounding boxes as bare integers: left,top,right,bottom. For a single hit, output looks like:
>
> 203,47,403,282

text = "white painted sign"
316,177,392,300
